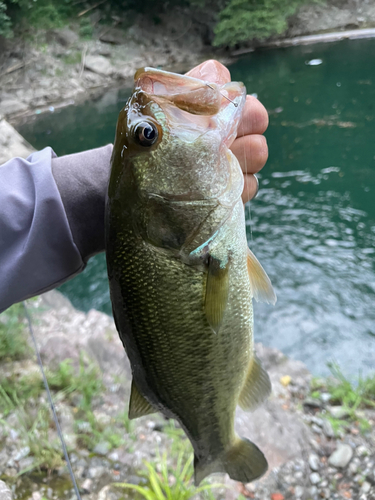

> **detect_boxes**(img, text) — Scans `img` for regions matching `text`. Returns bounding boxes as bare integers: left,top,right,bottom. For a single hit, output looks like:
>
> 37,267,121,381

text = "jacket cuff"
51,144,113,262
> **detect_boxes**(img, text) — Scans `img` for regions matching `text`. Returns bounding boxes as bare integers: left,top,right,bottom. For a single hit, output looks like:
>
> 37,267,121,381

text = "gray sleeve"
0,147,85,313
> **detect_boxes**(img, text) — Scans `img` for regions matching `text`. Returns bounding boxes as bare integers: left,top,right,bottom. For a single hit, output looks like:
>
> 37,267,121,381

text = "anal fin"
239,354,271,411
129,380,156,420
247,248,276,304
204,256,229,333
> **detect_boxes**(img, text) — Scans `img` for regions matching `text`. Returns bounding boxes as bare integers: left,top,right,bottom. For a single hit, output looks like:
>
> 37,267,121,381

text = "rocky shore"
1,1,375,126
0,291,374,500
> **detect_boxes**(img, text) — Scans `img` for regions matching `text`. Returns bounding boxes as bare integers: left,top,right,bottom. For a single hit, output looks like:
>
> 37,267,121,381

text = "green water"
18,38,375,376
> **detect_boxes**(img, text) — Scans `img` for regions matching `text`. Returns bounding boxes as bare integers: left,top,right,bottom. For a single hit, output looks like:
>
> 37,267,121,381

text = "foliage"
327,362,375,411
0,388,65,472
0,0,12,37
213,0,318,47
47,356,104,409
0,303,31,361
0,0,320,46
116,448,223,500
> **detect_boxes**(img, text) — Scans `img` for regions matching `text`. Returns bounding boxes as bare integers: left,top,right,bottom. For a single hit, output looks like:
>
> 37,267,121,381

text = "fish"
105,67,276,485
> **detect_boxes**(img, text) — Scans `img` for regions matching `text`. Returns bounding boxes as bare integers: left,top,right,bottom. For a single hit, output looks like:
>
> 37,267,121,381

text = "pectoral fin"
239,354,271,411
247,248,276,304
205,256,230,333
129,380,156,420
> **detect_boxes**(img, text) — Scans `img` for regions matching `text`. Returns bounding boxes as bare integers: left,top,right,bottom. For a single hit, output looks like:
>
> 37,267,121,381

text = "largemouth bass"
106,67,276,485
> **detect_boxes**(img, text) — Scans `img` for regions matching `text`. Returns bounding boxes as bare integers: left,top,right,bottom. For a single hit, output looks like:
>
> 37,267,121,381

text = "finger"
231,135,268,175
242,174,259,204
185,59,231,85
237,95,269,136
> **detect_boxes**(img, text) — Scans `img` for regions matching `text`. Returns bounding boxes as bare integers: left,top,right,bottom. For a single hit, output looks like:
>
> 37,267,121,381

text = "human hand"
186,60,269,203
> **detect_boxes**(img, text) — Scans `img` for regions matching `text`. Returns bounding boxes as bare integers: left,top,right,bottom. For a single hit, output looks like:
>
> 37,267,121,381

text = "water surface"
18,38,375,376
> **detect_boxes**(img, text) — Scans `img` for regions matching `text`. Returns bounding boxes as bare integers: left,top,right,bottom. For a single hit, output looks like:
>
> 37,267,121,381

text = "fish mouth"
133,67,246,147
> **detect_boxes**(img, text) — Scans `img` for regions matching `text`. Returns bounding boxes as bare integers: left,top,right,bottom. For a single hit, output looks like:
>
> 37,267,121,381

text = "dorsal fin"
247,248,276,304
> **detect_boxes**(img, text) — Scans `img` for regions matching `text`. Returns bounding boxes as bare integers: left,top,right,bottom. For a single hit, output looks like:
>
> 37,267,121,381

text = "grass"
116,448,223,500
327,362,375,410
0,303,31,361
0,388,65,473
308,363,375,435
0,352,108,471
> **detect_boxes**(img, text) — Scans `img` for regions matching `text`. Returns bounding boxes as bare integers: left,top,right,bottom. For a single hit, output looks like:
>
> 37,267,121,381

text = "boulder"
99,28,127,45
0,98,28,116
0,480,12,500
84,55,113,77
48,28,79,47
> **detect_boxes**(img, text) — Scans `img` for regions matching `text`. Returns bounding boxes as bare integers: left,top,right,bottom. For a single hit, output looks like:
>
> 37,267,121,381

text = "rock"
294,485,304,497
0,117,35,164
322,419,335,438
40,335,80,367
309,472,321,484
320,392,331,403
18,456,35,472
97,485,123,500
49,28,79,47
0,98,28,116
13,446,30,461
81,478,93,493
328,406,350,419
356,445,370,457
88,465,107,479
308,453,320,471
361,481,371,494
99,28,127,45
311,424,322,434
85,55,113,76
234,398,313,471
0,480,12,500
93,441,111,456
328,444,353,468
303,397,322,408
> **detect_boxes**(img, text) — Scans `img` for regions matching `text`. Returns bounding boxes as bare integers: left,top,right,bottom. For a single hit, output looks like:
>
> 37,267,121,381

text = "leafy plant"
0,388,64,473
117,449,223,500
327,362,375,411
213,0,320,47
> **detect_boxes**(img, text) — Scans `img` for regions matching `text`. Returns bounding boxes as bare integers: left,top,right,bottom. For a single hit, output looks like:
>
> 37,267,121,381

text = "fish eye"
134,121,158,147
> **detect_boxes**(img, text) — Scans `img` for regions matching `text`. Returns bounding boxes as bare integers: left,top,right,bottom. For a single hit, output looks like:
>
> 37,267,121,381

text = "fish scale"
106,67,276,485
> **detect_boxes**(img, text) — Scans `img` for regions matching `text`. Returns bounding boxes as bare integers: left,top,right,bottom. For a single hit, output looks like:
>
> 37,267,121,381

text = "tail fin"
194,437,268,486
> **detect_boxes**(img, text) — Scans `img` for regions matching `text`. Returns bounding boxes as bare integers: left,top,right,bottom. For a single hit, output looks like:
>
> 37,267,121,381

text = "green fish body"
106,67,276,485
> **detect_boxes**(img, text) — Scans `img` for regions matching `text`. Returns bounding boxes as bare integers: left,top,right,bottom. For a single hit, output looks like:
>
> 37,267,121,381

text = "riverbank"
1,291,374,500
1,0,375,126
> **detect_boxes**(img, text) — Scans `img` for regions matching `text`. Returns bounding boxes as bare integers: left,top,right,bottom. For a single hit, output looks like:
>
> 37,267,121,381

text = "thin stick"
78,0,106,17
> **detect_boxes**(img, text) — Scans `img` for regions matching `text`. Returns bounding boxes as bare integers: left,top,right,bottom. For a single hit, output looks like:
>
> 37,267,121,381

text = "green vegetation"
213,0,321,47
0,352,108,471
0,303,31,361
327,362,375,411
117,448,223,500
0,0,322,47
309,363,375,436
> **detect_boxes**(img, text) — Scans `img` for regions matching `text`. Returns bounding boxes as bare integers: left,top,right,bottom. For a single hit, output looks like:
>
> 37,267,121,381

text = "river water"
18,38,375,376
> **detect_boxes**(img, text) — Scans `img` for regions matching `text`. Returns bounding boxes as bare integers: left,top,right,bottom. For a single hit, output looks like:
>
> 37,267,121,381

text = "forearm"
0,145,112,313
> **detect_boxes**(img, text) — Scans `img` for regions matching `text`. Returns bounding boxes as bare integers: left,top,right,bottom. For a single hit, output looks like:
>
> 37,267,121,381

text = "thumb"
185,59,231,85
